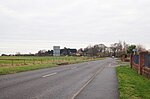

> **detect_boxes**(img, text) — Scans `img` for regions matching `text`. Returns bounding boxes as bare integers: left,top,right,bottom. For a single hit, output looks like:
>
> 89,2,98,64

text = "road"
0,58,119,99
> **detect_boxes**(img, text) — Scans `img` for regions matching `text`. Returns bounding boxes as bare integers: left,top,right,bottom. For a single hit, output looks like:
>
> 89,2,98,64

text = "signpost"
53,46,60,56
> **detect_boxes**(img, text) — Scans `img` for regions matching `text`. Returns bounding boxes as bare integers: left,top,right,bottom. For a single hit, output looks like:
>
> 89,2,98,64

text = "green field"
0,56,100,75
116,66,150,99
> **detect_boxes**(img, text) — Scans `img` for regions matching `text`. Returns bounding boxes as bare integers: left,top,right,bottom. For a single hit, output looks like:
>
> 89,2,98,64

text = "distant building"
53,46,60,56
60,47,77,56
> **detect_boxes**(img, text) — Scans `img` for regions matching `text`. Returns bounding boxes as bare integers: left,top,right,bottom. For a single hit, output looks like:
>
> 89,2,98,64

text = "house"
60,47,77,56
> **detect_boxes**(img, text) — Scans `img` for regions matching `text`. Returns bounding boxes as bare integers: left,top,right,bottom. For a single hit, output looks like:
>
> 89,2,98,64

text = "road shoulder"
75,66,119,99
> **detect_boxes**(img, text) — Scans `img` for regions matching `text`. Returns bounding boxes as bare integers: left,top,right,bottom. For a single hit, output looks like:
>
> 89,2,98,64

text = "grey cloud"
0,0,150,54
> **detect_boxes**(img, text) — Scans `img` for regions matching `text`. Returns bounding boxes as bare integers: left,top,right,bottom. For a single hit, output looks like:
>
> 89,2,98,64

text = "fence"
0,57,94,67
144,54,150,68
0,59,48,66
133,55,139,64
130,51,150,79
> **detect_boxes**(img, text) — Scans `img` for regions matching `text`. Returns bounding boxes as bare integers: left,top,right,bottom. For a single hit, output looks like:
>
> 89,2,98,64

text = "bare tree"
110,44,117,57
110,41,123,57
77,48,84,56
122,41,128,54
83,44,107,57
37,50,47,56
97,44,107,57
136,44,146,52
15,52,21,56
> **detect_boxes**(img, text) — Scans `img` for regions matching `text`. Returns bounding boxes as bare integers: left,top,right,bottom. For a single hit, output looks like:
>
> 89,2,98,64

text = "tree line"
77,41,146,57
1,41,147,57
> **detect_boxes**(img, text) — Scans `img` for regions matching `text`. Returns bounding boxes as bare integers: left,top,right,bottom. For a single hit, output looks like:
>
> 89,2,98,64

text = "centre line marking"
71,67,77,69
42,72,57,78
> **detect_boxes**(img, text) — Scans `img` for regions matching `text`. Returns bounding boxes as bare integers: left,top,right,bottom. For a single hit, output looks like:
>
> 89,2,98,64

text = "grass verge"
0,63,57,75
0,57,103,75
116,66,150,99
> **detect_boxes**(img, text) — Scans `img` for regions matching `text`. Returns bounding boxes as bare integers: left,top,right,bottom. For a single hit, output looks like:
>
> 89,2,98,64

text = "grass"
116,66,150,99
116,58,130,66
0,56,102,75
0,56,80,64
0,63,57,75
0,56,89,66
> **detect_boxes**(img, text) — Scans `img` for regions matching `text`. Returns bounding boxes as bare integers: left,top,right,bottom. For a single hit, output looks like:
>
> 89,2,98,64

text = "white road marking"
42,72,57,78
71,67,77,69
109,63,111,66
107,63,117,68
71,67,105,99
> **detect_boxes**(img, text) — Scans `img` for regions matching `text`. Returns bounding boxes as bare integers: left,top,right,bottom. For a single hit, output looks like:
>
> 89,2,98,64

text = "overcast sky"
0,0,150,54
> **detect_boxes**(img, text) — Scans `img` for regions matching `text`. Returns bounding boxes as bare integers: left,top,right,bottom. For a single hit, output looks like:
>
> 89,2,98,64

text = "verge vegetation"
116,66,150,99
0,56,102,75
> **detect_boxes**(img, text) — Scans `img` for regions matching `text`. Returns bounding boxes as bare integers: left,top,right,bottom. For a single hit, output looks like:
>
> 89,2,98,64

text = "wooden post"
12,59,14,66
41,59,42,64
24,59,26,65
33,59,35,64
47,59,48,63
130,54,133,68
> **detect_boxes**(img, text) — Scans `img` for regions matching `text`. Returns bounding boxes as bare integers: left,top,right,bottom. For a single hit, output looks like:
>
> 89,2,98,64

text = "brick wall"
130,51,150,79
142,67,150,78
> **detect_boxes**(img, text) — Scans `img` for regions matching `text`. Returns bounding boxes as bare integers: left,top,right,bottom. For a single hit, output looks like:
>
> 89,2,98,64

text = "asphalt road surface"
0,58,119,99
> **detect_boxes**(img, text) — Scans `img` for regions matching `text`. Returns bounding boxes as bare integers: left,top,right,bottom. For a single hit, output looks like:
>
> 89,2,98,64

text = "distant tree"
83,47,89,55
37,50,47,56
15,52,21,56
47,50,53,56
81,41,148,57
77,48,84,56
1,54,8,56
98,44,106,52
110,41,123,57
116,41,123,57
96,44,107,57
136,44,146,52
83,45,92,56
83,44,107,57
105,47,112,57
92,45,99,56
110,44,117,57
122,41,128,54
127,45,136,54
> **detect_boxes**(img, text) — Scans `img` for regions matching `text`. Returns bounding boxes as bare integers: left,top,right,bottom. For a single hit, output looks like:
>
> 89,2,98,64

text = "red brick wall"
142,67,150,79
132,62,139,71
131,51,150,79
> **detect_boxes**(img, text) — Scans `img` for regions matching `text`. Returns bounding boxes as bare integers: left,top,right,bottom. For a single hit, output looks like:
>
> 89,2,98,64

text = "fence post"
11,59,14,66
33,59,35,64
24,59,26,65
139,51,148,75
41,59,42,64
130,54,133,68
